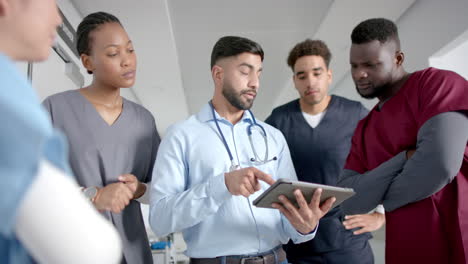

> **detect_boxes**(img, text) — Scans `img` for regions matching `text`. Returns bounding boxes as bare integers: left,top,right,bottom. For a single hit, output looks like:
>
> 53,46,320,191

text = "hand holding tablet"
253,178,355,209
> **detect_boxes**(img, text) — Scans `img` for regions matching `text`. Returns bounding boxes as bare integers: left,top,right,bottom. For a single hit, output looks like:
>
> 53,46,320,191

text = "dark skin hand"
341,147,416,234
93,174,146,214
343,212,385,235
341,147,415,234
93,182,133,214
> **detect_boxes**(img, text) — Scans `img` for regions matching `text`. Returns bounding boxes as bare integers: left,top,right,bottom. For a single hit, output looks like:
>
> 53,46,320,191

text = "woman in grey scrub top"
42,12,160,264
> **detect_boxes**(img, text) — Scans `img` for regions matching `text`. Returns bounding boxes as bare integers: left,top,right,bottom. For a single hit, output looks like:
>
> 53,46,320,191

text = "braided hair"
76,12,121,74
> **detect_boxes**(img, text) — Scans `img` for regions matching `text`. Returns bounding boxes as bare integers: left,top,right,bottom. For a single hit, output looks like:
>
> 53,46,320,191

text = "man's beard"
222,83,256,110
356,83,388,99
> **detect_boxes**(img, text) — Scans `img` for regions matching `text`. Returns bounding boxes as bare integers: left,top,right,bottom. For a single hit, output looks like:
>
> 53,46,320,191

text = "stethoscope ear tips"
250,158,255,162
273,156,277,160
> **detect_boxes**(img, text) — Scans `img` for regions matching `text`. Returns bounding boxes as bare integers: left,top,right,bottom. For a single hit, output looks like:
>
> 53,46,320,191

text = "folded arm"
337,152,406,214
383,111,468,211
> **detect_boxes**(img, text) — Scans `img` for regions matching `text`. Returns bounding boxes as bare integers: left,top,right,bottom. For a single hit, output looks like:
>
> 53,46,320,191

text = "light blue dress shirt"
0,53,71,263
150,103,316,258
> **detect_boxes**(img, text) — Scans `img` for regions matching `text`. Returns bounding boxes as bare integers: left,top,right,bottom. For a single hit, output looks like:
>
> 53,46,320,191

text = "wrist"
93,187,103,207
298,223,317,235
83,186,99,203
211,173,232,201
134,182,146,199
372,211,386,224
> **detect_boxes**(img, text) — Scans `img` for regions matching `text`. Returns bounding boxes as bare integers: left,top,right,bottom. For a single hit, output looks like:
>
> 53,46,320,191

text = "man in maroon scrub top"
337,18,468,264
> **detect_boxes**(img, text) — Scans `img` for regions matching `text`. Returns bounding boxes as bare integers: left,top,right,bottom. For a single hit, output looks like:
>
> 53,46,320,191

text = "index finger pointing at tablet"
252,168,275,185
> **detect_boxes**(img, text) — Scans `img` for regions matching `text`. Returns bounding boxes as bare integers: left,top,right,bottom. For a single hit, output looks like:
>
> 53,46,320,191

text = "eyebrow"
350,60,379,65
239,63,263,72
295,67,323,76
104,40,132,49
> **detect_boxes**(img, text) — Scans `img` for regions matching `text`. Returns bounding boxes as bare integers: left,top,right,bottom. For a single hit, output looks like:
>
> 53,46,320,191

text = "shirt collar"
197,102,254,125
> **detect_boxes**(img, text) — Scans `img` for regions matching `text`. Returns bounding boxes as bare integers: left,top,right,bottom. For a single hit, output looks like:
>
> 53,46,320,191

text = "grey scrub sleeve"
382,111,468,211
338,111,468,214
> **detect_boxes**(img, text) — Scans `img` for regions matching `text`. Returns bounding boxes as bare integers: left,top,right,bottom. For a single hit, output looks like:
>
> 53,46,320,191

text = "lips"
242,91,257,99
305,90,319,96
357,82,371,89
244,93,256,99
122,70,136,79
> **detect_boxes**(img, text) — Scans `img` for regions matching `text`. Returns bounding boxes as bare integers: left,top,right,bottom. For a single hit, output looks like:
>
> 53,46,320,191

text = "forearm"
16,160,122,264
149,173,231,237
337,151,406,214
383,112,468,211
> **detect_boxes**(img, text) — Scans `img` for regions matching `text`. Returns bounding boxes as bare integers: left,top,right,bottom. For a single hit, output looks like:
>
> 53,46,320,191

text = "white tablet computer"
253,178,355,209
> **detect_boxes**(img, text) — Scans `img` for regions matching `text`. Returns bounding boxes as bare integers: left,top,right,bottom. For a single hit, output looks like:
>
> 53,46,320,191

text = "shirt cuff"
374,204,385,214
293,222,318,243
284,212,318,244
208,173,231,202
298,222,318,236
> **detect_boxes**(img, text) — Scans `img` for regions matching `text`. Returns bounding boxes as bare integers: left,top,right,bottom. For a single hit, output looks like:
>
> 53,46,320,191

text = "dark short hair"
287,39,332,71
351,18,400,46
76,12,121,74
210,36,264,69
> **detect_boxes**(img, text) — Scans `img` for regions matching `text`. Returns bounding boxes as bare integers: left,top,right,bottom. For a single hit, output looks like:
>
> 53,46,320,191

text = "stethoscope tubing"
209,101,274,168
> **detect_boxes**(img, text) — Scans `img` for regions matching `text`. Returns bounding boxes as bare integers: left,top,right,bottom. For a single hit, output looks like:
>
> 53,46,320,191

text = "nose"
353,68,368,80
54,4,63,27
121,53,133,68
122,56,129,67
306,74,317,88
248,73,260,90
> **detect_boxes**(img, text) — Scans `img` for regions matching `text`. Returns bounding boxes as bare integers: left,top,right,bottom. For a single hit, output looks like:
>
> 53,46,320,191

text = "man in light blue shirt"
149,36,334,263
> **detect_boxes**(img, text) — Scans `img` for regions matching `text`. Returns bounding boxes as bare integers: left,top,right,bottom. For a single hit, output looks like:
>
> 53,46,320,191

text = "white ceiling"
168,0,333,118
70,0,415,122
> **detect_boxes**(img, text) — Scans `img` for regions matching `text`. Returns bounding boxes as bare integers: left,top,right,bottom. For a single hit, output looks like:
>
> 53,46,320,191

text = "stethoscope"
209,101,277,172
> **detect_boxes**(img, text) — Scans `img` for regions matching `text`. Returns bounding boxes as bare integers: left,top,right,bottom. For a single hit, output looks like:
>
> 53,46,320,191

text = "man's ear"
81,54,94,74
211,65,224,85
395,50,405,66
327,68,333,85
